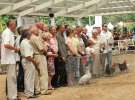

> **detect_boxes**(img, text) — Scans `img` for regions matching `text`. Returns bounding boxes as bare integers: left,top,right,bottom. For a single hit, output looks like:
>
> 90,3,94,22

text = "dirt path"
0,54,135,100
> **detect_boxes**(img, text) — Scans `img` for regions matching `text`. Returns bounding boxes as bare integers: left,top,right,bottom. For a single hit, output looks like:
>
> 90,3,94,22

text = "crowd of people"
113,26,135,40
1,19,117,100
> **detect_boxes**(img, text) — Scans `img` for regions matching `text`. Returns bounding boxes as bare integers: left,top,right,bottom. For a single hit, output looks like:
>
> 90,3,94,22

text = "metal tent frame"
0,0,134,17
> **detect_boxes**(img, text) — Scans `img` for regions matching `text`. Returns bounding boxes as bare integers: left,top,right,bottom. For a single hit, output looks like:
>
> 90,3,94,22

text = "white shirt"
100,31,113,40
100,31,114,53
15,35,21,61
63,31,67,41
86,47,95,56
20,39,34,58
1,28,16,64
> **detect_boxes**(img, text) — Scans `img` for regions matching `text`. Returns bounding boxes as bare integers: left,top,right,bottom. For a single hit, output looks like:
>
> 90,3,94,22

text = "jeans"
101,51,112,75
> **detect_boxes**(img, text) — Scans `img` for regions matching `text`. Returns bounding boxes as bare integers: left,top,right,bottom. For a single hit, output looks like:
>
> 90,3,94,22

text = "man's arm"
4,44,19,52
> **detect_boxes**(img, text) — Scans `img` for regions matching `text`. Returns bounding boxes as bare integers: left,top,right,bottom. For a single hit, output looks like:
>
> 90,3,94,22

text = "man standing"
75,26,85,78
100,24,114,75
30,26,49,95
1,19,20,100
20,29,37,99
15,27,24,92
54,25,68,87
81,27,89,47
36,22,49,37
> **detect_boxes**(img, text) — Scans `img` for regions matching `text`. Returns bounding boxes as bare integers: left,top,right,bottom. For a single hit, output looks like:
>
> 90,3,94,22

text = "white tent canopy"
0,0,135,17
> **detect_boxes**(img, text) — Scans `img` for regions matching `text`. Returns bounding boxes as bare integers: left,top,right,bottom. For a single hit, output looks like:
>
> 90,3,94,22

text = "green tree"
0,15,16,32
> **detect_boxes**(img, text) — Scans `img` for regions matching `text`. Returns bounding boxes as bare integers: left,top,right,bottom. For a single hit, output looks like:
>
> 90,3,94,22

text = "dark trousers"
17,60,24,92
52,57,67,87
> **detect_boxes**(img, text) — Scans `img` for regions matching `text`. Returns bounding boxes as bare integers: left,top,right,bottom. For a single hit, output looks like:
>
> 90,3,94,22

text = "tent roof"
0,0,135,17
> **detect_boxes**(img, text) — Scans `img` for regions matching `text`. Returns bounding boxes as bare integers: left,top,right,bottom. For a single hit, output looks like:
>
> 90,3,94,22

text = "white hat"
92,29,98,33
93,24,101,28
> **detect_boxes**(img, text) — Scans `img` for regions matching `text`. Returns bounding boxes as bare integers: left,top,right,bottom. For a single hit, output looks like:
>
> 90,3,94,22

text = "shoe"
48,87,55,90
27,95,37,99
48,86,55,90
34,91,41,95
41,91,51,95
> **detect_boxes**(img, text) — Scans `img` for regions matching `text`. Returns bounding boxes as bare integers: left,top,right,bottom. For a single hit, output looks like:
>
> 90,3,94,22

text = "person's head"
57,25,65,33
36,22,44,31
17,26,23,35
82,28,87,34
75,26,83,36
66,28,74,37
7,19,17,33
43,24,49,32
42,32,52,41
21,29,31,40
49,26,57,36
102,23,108,32
97,27,101,34
88,40,94,47
93,25,101,34
92,29,98,38
29,25,39,36
65,24,69,31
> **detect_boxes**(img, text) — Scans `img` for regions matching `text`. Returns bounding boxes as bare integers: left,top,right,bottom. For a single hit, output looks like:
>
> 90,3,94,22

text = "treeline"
0,14,135,32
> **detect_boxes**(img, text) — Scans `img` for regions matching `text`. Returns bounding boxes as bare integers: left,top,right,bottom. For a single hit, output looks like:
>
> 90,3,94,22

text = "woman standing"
49,26,58,89
66,28,80,86
42,30,57,90
90,29,102,78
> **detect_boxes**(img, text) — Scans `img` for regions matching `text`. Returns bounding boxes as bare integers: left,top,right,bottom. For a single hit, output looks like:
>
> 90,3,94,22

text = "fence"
0,39,135,74
113,39,135,55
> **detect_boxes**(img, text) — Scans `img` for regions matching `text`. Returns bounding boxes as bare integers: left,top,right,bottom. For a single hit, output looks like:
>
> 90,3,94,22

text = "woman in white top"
89,29,102,77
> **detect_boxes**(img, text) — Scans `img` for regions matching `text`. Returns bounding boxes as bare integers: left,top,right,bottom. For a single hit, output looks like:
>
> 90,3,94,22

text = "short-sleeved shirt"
86,47,95,56
100,31,114,52
100,31,113,43
20,39,34,58
30,34,44,54
1,28,16,64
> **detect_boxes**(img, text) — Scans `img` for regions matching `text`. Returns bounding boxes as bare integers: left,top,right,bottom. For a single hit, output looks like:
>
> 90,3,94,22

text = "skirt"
47,57,55,76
